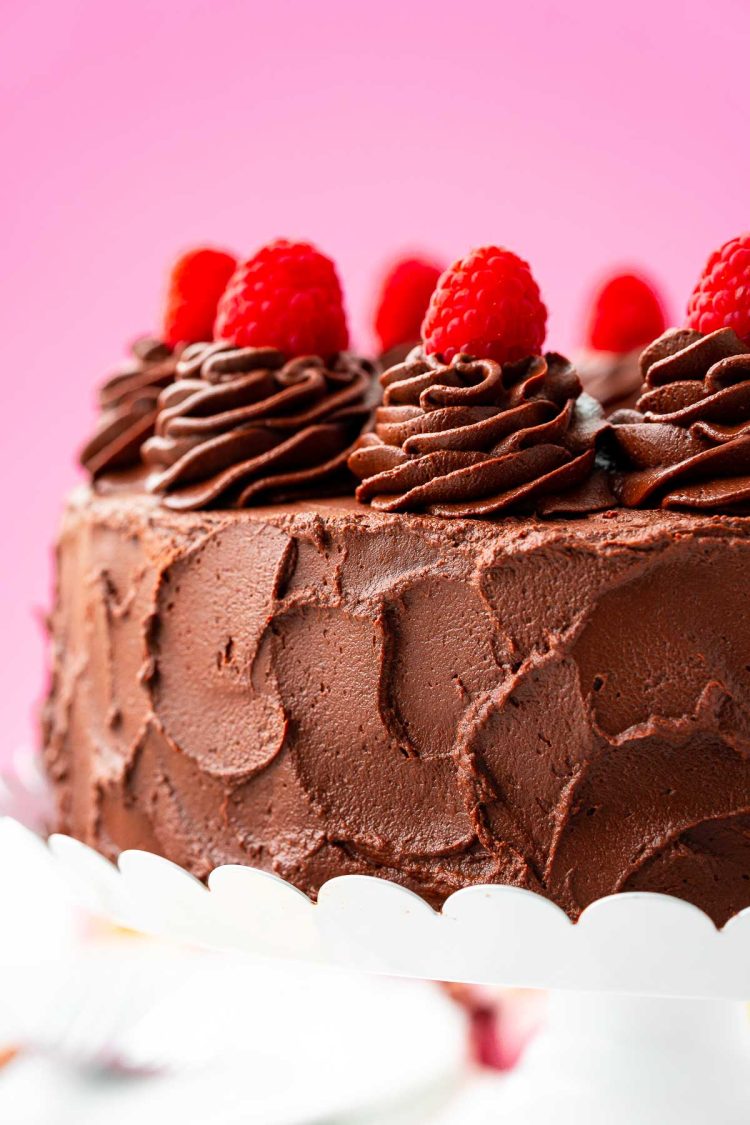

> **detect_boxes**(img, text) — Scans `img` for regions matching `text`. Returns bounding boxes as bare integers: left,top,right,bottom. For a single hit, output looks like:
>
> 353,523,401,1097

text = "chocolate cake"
43,481,750,925
42,239,750,927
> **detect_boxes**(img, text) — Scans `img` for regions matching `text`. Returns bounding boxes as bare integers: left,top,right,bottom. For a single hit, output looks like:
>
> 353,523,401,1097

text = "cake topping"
214,239,349,358
350,348,610,516
143,342,375,510
161,247,237,348
686,232,750,342
145,239,370,511
373,255,444,357
351,245,610,517
608,326,750,509
81,246,237,480
577,270,669,415
585,271,667,355
80,338,178,478
608,232,750,510
421,246,547,365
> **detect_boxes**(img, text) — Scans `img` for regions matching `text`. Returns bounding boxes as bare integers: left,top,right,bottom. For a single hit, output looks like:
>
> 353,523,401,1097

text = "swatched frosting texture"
143,342,376,510
80,339,177,477
349,349,612,516
609,327,750,509
44,486,750,926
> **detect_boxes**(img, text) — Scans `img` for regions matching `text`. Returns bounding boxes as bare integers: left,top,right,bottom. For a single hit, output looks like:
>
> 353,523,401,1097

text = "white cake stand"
2,811,750,1124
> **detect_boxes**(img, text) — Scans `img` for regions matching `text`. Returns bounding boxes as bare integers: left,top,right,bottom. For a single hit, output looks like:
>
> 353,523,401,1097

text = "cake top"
81,239,377,508
607,233,750,511
78,231,750,518
351,245,612,517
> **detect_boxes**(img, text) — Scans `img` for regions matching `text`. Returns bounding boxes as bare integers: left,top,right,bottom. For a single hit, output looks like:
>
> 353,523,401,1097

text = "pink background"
2,0,748,755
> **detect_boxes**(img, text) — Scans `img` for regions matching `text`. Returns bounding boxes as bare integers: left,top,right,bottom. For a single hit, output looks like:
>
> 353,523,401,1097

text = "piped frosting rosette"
143,342,376,510
608,327,750,510
80,338,177,477
348,348,612,517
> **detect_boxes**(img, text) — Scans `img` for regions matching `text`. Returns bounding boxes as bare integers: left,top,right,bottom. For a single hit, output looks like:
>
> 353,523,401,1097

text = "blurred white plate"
0,943,465,1125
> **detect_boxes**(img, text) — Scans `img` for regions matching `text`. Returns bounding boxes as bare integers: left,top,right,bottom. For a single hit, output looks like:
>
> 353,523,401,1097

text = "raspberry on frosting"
214,239,349,359
161,247,238,348
585,271,667,354
373,256,444,354
421,246,547,365
687,232,750,343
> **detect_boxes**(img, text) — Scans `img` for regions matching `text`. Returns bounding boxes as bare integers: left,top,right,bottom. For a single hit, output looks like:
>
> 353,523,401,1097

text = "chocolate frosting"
44,488,750,927
378,341,419,371
349,348,612,516
142,343,376,510
80,338,177,477
608,327,750,510
576,347,642,414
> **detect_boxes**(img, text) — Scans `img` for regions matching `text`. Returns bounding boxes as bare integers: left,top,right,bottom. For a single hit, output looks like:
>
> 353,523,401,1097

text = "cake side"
43,486,750,923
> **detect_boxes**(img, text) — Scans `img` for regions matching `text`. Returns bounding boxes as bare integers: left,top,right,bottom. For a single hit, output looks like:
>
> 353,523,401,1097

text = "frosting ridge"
349,348,611,516
143,342,376,509
609,327,750,509
80,338,177,477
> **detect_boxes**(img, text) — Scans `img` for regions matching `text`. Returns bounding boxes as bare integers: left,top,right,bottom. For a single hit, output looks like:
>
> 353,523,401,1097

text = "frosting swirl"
80,338,177,477
143,343,376,510
608,327,750,509
349,348,611,517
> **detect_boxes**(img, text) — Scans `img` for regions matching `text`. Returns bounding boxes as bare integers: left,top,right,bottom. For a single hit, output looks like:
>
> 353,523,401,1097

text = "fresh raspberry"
373,256,444,353
421,246,547,365
686,233,750,343
161,247,238,348
585,271,668,353
214,239,349,358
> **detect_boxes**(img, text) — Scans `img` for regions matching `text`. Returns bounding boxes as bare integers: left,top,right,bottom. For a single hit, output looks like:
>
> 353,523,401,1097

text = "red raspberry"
686,233,750,343
214,239,349,358
373,256,444,353
421,246,547,365
585,271,668,353
161,247,237,348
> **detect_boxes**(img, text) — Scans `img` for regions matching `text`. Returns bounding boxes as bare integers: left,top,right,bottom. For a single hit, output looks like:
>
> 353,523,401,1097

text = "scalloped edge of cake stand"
0,818,737,999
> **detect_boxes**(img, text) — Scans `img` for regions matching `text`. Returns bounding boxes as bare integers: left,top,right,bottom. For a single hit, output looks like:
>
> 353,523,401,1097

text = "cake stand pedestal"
2,817,749,1124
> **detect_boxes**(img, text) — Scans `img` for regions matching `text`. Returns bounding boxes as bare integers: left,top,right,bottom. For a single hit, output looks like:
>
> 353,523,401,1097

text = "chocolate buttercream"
142,343,376,510
80,338,177,477
609,327,750,509
576,347,642,414
378,341,418,371
44,485,750,926
349,349,613,517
